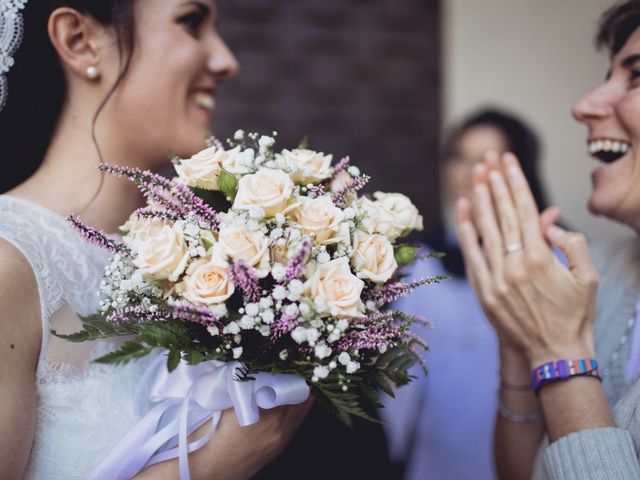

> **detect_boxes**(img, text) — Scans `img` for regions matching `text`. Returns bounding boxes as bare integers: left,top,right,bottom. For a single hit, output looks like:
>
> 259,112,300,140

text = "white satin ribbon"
90,353,310,480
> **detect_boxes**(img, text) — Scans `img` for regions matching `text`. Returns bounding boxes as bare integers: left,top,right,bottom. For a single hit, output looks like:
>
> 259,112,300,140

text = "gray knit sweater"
532,238,640,480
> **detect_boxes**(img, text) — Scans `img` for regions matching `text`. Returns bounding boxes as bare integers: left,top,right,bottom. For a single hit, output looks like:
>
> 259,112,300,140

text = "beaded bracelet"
531,358,601,393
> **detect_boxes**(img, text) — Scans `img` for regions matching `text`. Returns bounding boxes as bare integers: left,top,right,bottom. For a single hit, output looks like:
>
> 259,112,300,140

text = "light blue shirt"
381,251,499,480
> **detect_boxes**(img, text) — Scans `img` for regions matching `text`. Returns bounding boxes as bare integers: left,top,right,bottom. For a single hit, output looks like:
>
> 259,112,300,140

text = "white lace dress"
0,195,153,479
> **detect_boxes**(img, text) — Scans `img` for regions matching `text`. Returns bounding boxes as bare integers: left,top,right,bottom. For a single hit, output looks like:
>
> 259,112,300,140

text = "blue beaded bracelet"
531,358,601,393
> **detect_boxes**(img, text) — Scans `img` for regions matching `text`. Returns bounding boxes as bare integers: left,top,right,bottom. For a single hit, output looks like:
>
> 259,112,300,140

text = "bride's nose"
206,35,240,80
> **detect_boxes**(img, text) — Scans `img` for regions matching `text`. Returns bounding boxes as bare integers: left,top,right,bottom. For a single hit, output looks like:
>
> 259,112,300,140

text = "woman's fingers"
487,167,523,251
545,226,598,287
502,153,544,248
540,206,561,234
456,197,492,293
471,163,504,270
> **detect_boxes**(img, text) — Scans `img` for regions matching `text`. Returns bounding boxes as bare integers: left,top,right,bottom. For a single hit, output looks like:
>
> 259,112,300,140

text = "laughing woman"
457,2,640,479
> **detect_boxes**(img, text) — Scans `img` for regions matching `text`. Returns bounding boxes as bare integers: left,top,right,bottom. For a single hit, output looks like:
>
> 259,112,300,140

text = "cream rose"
133,225,190,281
304,257,365,318
218,224,270,277
120,214,167,249
178,257,235,305
280,148,333,184
374,192,423,233
232,168,294,218
174,145,228,190
358,197,398,238
289,196,347,245
351,232,398,283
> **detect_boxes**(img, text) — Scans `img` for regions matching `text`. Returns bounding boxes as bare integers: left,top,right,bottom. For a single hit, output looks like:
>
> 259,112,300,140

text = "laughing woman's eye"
630,70,640,88
178,11,206,37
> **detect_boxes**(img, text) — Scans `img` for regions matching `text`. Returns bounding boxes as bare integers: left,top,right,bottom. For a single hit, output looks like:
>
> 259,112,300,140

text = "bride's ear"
47,8,108,81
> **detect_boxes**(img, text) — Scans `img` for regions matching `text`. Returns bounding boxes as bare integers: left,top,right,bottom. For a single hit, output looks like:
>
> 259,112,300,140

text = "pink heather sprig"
284,237,312,281
307,184,326,199
271,313,299,340
67,216,130,256
337,323,401,352
230,261,261,302
332,174,370,208
365,275,448,306
169,302,221,327
99,164,219,228
330,156,350,175
133,207,181,223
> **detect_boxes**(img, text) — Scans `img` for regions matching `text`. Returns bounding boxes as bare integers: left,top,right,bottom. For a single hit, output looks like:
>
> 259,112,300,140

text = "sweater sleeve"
543,427,640,480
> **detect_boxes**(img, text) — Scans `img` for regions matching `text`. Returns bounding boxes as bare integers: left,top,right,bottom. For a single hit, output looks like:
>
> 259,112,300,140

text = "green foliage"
52,314,137,342
191,187,231,213
218,168,238,200
298,134,310,149
394,244,420,267
93,341,154,366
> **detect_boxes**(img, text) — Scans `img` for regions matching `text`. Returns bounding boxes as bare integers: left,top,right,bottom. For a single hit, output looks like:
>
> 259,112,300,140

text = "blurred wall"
215,0,441,231
443,0,634,241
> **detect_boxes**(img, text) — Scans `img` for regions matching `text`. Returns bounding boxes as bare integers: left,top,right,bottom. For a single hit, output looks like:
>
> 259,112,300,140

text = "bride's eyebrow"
180,0,211,15
621,52,640,68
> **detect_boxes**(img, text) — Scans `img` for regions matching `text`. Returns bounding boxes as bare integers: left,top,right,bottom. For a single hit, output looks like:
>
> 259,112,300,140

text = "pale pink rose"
374,192,423,233
174,145,228,190
351,232,398,283
133,225,190,281
289,196,347,245
120,214,167,249
178,257,235,305
280,148,333,184
304,257,365,318
218,224,270,277
232,168,294,218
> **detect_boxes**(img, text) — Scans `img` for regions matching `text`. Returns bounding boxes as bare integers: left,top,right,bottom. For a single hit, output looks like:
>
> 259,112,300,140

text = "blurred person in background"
457,2,640,478
382,108,552,480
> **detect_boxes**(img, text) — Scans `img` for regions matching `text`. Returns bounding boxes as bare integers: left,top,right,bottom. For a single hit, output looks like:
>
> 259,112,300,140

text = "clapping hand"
455,151,599,368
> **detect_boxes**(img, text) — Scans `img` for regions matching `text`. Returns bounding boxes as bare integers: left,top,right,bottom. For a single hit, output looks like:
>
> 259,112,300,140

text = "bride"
0,1,311,478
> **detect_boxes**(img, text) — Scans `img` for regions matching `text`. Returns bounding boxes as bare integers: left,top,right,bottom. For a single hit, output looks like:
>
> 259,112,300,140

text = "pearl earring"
86,65,99,80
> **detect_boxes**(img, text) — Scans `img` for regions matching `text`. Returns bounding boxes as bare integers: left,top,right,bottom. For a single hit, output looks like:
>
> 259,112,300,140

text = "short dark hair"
596,1,640,55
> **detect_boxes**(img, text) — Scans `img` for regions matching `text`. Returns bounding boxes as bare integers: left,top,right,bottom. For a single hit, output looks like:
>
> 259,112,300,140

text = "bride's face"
106,0,238,163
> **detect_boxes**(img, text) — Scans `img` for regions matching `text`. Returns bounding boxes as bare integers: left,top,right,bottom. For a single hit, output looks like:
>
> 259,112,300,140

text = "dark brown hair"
0,1,135,193
596,1,640,55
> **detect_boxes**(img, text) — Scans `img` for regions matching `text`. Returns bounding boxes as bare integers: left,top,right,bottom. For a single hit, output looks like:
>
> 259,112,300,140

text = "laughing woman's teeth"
612,141,621,153
194,93,215,111
603,140,612,151
621,143,629,153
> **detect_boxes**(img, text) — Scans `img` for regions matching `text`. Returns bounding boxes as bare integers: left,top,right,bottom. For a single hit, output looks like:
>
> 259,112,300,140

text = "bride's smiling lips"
190,86,217,119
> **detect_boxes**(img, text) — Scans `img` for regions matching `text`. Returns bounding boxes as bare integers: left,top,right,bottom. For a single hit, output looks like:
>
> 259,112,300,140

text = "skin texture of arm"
494,346,545,480
0,239,42,478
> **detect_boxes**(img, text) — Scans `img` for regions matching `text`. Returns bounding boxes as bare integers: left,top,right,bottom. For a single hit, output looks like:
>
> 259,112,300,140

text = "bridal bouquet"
62,131,442,478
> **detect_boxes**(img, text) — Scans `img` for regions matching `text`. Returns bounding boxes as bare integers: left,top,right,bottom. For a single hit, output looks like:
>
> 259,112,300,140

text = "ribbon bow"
91,353,310,480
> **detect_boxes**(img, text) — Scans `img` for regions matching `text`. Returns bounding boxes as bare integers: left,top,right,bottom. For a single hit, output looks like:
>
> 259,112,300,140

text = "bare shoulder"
0,238,41,478
0,237,41,373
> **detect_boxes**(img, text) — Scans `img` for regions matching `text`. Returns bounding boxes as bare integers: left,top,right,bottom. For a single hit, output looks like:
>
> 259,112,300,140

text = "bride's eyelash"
178,10,206,36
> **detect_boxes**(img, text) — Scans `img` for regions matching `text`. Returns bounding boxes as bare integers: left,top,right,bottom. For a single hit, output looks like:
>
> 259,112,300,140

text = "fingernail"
547,225,565,241
508,165,522,183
